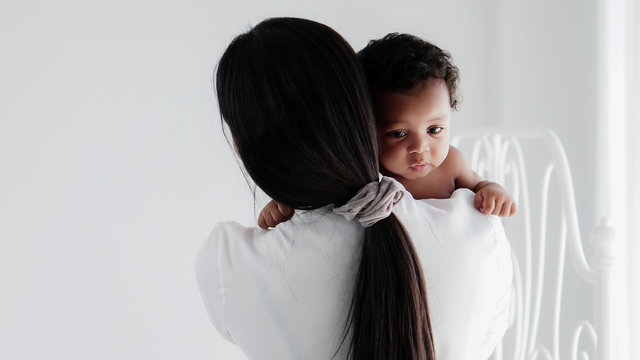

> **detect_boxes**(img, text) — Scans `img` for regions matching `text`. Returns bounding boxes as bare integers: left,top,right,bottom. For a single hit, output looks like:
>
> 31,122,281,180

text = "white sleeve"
195,223,234,343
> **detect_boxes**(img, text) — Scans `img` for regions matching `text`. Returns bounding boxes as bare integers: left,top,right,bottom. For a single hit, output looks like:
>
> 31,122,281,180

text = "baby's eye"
428,126,444,134
388,130,407,138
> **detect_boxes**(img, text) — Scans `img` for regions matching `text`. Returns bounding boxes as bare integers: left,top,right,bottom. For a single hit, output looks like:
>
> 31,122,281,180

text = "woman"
196,17,512,360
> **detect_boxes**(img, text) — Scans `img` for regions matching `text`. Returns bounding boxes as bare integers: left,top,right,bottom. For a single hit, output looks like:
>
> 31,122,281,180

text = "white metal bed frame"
451,129,616,360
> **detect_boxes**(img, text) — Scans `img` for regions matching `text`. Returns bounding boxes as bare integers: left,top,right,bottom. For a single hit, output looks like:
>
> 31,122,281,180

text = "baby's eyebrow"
380,118,408,126
379,122,405,130
381,116,446,126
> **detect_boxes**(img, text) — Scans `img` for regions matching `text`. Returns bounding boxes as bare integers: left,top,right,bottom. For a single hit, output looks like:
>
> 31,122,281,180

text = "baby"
258,33,515,229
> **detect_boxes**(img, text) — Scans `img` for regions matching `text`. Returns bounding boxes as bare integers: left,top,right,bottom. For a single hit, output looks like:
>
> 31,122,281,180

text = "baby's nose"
408,135,430,153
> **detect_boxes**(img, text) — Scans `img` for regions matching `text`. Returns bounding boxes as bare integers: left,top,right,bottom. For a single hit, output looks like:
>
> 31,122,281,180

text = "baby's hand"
473,182,517,217
258,200,294,229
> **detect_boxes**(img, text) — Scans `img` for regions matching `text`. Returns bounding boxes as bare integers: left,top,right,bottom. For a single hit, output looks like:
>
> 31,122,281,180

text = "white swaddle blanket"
196,188,512,360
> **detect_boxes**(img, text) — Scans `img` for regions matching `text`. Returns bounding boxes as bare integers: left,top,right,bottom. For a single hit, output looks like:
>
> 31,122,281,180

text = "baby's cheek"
379,149,400,172
379,144,393,161
379,154,393,169
437,146,450,165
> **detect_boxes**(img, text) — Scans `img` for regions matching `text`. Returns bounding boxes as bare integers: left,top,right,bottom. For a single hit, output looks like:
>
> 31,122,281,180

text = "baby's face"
375,78,451,181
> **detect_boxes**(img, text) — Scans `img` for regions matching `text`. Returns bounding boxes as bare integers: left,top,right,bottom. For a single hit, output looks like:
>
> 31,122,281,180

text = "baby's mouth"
409,162,430,171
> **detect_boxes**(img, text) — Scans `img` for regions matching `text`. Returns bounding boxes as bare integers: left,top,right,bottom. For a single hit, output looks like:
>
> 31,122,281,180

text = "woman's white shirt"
196,188,512,360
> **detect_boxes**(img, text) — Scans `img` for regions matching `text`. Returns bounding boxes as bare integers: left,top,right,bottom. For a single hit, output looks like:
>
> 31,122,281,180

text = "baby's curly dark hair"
357,33,460,110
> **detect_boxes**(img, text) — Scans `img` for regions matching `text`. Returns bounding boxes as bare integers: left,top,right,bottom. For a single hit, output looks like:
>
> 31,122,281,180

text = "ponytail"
345,215,435,359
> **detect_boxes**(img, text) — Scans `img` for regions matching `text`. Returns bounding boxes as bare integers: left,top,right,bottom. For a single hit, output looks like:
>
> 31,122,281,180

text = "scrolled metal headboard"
451,128,615,360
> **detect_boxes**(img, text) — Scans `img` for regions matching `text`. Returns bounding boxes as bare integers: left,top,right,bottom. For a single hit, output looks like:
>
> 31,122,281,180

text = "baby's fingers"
265,205,285,227
475,192,496,214
258,211,270,229
258,205,280,229
474,193,484,211
277,202,294,219
497,201,510,216
482,197,496,215
495,200,517,217
493,198,516,217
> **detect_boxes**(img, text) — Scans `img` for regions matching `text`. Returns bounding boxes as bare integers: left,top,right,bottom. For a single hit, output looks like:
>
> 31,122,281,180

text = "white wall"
0,0,601,359
488,0,598,239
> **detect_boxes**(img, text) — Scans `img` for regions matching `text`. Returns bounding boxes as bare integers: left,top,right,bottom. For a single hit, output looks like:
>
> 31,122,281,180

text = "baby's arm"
448,146,516,217
258,200,294,229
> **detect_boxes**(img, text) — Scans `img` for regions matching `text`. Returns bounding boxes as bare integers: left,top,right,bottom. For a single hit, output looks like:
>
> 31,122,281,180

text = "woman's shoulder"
196,209,363,280
198,221,254,253
194,220,282,343
200,221,253,248
394,188,513,359
394,188,503,244
394,187,511,273
195,211,364,352
195,221,254,276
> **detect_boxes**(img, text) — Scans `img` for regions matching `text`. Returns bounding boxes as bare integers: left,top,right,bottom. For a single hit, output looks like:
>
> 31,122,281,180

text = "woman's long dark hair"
216,17,435,360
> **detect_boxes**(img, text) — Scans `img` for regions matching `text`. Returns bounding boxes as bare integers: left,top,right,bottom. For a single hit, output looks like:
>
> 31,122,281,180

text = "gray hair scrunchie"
332,176,405,227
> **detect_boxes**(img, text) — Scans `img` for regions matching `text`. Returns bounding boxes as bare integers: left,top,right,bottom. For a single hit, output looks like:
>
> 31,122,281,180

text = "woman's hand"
473,182,517,217
258,200,294,229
